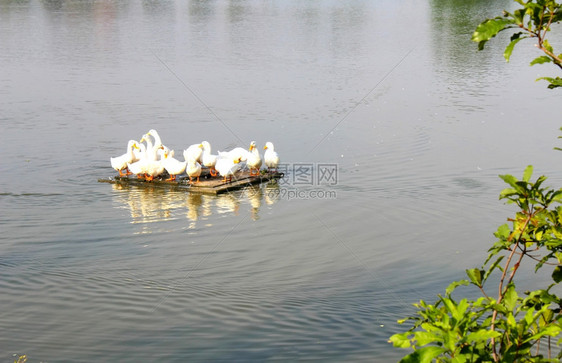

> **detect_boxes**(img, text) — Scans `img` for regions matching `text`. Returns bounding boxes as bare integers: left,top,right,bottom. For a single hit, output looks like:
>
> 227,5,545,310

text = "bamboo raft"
98,169,284,195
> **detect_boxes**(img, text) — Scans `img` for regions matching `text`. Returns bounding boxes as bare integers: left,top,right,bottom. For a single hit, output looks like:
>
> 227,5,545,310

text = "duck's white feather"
264,142,279,171
161,149,186,180
184,143,203,163
110,140,138,176
215,153,242,182
247,141,262,175
201,141,218,169
186,159,202,183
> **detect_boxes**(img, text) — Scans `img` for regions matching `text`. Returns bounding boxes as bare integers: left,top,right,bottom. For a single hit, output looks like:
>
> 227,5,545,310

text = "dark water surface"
1,0,561,361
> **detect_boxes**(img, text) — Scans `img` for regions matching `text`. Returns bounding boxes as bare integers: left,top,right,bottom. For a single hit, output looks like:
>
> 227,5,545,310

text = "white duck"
186,158,202,184
110,140,139,177
201,141,218,176
132,142,146,163
128,139,148,178
129,133,164,181
246,141,262,176
127,154,147,179
183,143,203,164
147,129,163,149
224,147,249,162
161,149,186,181
143,152,165,181
215,153,243,183
158,145,174,161
264,142,280,172
146,129,174,160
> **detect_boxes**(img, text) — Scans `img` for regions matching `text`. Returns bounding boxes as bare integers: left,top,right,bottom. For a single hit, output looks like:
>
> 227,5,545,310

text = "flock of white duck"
110,129,280,183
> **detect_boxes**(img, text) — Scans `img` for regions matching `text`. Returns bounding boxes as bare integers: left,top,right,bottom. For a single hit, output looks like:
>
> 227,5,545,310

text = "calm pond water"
1,0,561,361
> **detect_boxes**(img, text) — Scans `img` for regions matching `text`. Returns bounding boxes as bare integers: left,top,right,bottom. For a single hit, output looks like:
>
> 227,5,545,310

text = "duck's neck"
152,133,162,149
145,139,159,161
127,141,136,158
137,144,146,158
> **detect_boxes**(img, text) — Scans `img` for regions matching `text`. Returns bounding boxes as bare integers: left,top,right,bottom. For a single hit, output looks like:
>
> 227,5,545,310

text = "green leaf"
524,325,562,343
389,332,412,348
537,76,562,89
451,356,469,363
499,188,519,199
495,224,511,239
533,175,547,190
536,252,557,272
490,303,508,315
456,298,469,317
503,284,518,311
466,329,502,343
530,55,553,65
445,280,469,296
523,288,559,306
466,268,484,287
484,256,505,282
414,331,438,346
543,39,554,53
524,306,535,325
512,8,526,24
523,165,533,183
552,265,562,283
398,346,447,363
441,297,459,319
472,18,516,47
504,36,525,62
507,313,517,327
552,191,562,203
499,174,523,192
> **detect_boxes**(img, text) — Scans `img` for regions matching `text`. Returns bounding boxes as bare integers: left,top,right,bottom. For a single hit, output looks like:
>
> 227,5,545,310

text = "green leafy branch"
471,0,562,88
390,166,562,362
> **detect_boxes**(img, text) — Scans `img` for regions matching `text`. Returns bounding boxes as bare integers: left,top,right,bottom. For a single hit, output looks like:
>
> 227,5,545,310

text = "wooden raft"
98,169,284,195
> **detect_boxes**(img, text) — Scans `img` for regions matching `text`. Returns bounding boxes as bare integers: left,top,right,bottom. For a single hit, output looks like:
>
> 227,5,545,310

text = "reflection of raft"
98,169,284,195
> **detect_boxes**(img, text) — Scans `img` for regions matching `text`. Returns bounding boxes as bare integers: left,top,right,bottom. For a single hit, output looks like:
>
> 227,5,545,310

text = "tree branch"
490,212,533,362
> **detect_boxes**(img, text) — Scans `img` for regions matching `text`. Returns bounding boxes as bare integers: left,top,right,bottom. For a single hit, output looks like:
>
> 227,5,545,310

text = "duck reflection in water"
264,181,280,206
111,184,185,234
185,193,203,224
111,181,281,230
